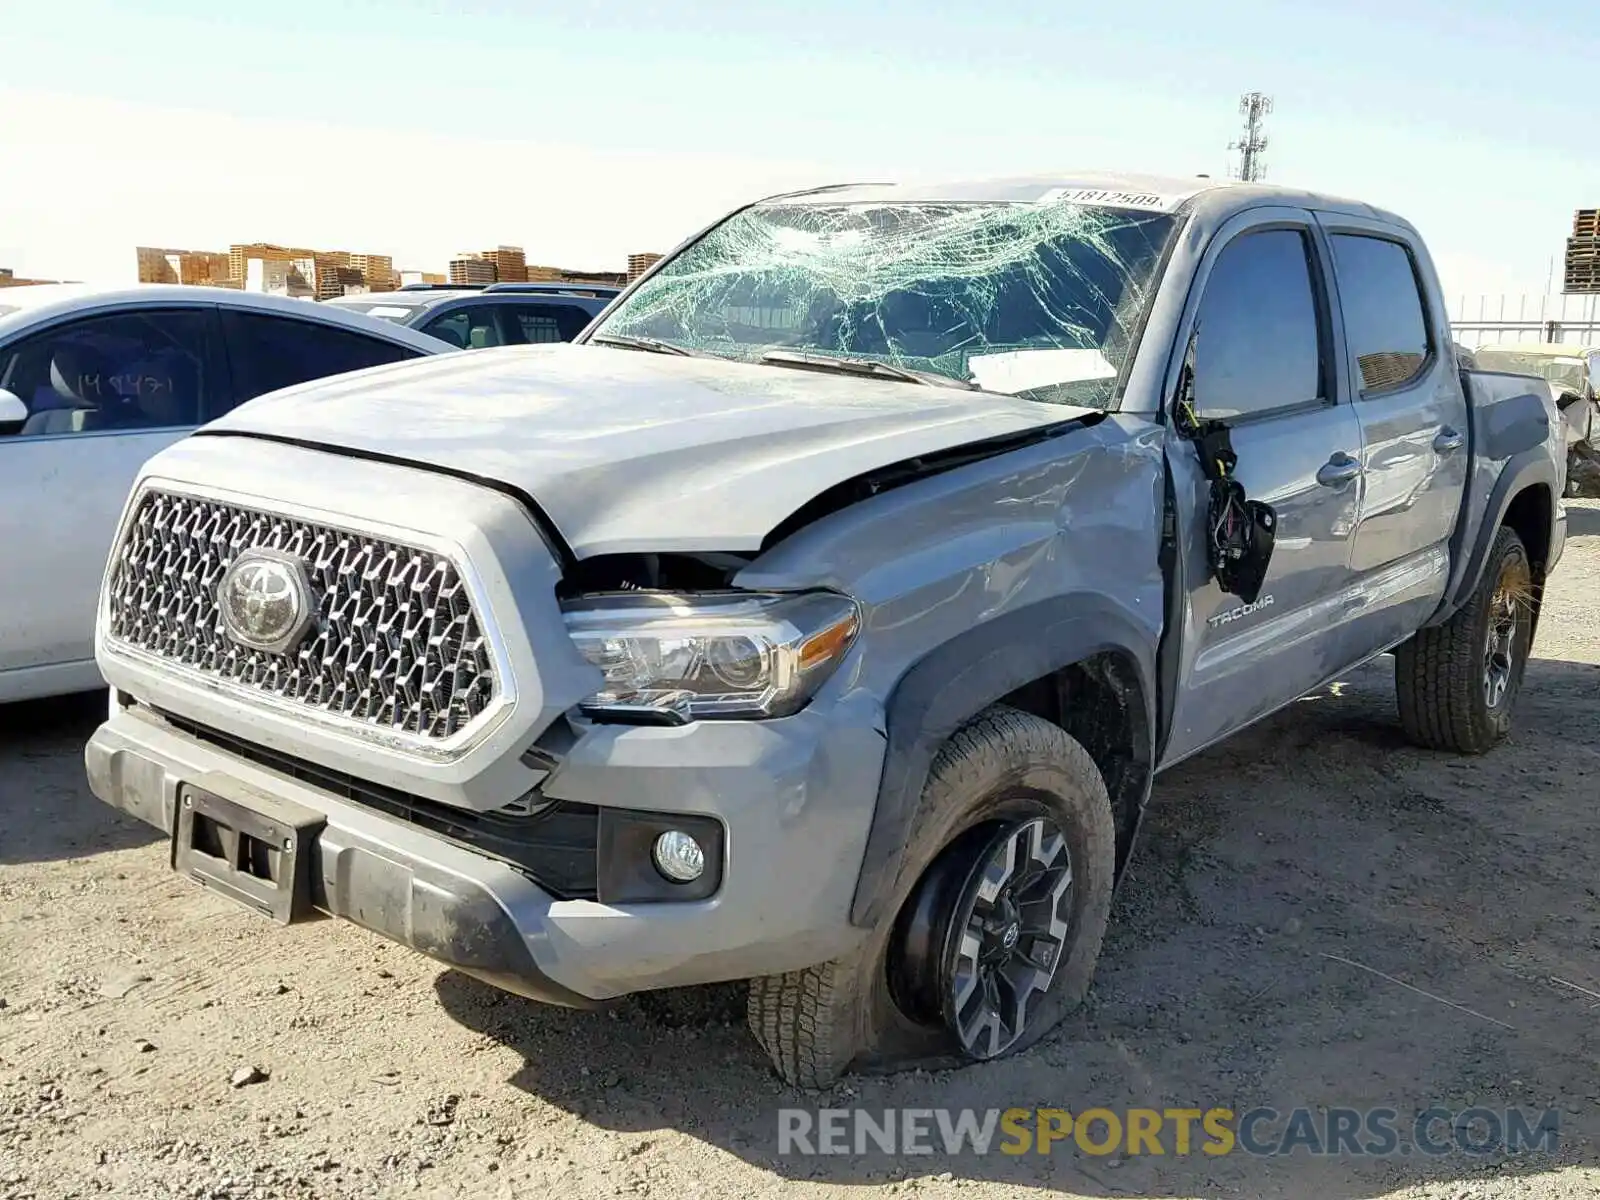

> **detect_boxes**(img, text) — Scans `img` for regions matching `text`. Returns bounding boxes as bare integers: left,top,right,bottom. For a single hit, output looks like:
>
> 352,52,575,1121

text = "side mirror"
0,387,26,426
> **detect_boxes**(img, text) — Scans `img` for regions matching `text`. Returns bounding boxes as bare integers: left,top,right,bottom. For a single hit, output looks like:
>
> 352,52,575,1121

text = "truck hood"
201,343,1090,558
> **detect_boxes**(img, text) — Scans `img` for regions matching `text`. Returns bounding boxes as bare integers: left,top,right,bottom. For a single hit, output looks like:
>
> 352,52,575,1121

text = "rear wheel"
1395,526,1535,754
746,707,1115,1088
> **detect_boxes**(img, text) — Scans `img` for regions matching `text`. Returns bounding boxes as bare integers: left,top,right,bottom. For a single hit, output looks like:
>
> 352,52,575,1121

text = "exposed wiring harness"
1173,330,1277,605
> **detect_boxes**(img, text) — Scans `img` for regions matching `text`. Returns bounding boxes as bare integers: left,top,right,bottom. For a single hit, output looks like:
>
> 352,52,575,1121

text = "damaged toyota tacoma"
85,173,1568,1087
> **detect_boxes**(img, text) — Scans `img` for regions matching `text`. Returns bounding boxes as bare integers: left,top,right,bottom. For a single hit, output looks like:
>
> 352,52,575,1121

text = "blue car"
324,282,621,349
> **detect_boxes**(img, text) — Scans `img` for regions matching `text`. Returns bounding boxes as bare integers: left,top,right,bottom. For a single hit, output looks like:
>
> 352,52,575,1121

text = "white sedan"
0,284,456,703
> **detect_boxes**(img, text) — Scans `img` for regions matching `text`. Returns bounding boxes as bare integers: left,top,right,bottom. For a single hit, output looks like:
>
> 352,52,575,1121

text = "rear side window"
221,311,420,406
1192,228,1324,420
1329,234,1433,392
507,304,594,343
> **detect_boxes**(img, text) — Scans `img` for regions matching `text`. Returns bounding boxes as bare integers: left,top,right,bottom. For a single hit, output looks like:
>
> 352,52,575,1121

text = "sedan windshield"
588,200,1177,407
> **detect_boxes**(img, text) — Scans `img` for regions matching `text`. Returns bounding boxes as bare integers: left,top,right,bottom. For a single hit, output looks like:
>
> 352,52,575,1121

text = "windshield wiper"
590,333,698,357
758,348,977,390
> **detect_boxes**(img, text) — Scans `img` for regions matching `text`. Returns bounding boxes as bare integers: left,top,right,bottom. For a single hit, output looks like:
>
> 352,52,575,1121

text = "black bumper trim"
154,708,600,900
375,860,607,1009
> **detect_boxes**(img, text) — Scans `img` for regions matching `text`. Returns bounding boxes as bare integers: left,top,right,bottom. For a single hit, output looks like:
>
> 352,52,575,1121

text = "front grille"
106,489,498,741
159,709,599,900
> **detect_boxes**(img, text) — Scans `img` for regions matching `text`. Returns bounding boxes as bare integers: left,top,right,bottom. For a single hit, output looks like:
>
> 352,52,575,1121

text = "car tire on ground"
1395,525,1536,754
746,706,1116,1088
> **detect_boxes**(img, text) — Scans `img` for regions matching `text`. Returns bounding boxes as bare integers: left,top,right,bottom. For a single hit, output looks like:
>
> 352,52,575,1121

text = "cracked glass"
591,199,1178,408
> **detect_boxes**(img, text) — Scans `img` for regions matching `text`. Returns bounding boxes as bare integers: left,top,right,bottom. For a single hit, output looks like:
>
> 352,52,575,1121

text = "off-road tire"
746,706,1116,1088
1395,526,1535,754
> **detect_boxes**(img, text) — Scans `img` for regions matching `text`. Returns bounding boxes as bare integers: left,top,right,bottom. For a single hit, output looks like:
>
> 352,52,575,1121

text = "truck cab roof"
767,171,1415,232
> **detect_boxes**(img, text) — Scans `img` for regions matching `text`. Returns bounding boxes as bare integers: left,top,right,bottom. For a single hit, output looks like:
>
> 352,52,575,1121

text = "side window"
0,309,216,438
1192,229,1323,420
1587,352,1600,396
1329,234,1433,393
508,304,594,344
220,311,420,407
422,306,503,350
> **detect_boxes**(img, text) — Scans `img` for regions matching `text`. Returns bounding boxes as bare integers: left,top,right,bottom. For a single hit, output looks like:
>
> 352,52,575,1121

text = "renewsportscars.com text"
777,1106,1560,1159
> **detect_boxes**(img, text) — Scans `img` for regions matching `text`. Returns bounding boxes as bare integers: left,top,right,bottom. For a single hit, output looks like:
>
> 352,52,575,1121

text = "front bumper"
86,698,885,1002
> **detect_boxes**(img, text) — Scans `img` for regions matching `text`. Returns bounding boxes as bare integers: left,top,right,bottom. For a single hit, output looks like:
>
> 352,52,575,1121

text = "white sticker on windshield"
1038,187,1176,211
364,306,411,319
968,348,1117,394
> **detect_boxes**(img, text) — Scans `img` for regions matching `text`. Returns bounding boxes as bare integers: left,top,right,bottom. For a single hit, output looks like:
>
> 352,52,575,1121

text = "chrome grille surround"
103,484,509,751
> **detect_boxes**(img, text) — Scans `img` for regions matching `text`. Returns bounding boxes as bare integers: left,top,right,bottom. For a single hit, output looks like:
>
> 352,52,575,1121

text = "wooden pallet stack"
348,254,395,292
1565,209,1600,293
627,252,663,282
483,246,527,283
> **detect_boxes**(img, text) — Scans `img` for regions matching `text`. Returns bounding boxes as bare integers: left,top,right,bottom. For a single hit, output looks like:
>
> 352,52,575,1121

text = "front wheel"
1395,526,1535,753
746,707,1115,1088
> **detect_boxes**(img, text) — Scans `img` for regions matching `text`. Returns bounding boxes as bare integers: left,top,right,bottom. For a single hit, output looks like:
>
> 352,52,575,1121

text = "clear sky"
2,0,1595,301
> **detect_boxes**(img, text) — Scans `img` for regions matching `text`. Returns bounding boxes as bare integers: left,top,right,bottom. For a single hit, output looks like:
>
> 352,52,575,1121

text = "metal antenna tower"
1229,92,1273,182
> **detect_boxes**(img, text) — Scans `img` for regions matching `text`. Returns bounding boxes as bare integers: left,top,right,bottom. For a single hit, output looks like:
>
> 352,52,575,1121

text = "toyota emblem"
218,550,314,654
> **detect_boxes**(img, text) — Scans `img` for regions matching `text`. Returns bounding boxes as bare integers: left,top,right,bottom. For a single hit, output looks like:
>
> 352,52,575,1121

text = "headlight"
562,591,859,722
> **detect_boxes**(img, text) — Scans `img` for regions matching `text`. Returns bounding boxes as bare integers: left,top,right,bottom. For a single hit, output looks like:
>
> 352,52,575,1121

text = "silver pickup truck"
83,172,1567,1087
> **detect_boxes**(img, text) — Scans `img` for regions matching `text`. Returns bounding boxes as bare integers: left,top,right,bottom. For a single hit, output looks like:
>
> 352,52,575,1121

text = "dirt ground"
2,501,1598,1200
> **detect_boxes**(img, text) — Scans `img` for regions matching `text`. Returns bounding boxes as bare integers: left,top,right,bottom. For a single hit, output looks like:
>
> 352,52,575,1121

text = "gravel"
1,498,1597,1200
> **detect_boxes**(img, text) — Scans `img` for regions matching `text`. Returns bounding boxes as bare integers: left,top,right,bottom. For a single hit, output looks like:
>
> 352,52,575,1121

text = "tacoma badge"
1207,594,1275,629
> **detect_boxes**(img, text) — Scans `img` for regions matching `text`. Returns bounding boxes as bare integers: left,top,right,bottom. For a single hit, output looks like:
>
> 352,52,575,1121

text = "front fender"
848,595,1158,928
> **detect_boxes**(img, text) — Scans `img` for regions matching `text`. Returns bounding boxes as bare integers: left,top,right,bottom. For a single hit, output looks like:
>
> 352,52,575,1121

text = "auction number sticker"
1038,187,1176,211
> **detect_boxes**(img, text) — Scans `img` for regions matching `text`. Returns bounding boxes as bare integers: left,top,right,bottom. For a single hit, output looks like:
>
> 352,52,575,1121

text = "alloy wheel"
1483,554,1532,711
939,817,1074,1059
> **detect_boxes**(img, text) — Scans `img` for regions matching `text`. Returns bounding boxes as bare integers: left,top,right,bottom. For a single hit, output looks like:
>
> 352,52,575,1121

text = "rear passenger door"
1159,211,1366,766
219,310,424,409
1319,217,1468,650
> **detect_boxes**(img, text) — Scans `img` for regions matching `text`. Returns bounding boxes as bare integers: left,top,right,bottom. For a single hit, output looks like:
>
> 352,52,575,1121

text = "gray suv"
324,282,619,349
84,173,1565,1087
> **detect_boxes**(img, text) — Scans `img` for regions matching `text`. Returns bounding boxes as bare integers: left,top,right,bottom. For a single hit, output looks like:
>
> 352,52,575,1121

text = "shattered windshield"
589,200,1177,407
1473,349,1587,393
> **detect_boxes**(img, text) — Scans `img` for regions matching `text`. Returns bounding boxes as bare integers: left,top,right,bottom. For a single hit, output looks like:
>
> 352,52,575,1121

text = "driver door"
1159,213,1366,767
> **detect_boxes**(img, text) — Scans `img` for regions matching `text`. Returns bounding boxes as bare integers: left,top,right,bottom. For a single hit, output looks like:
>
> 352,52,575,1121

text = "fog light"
651,830,705,883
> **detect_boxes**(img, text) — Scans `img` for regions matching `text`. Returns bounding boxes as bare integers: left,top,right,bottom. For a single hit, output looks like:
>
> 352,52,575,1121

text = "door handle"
1433,426,1464,453
1316,452,1362,487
